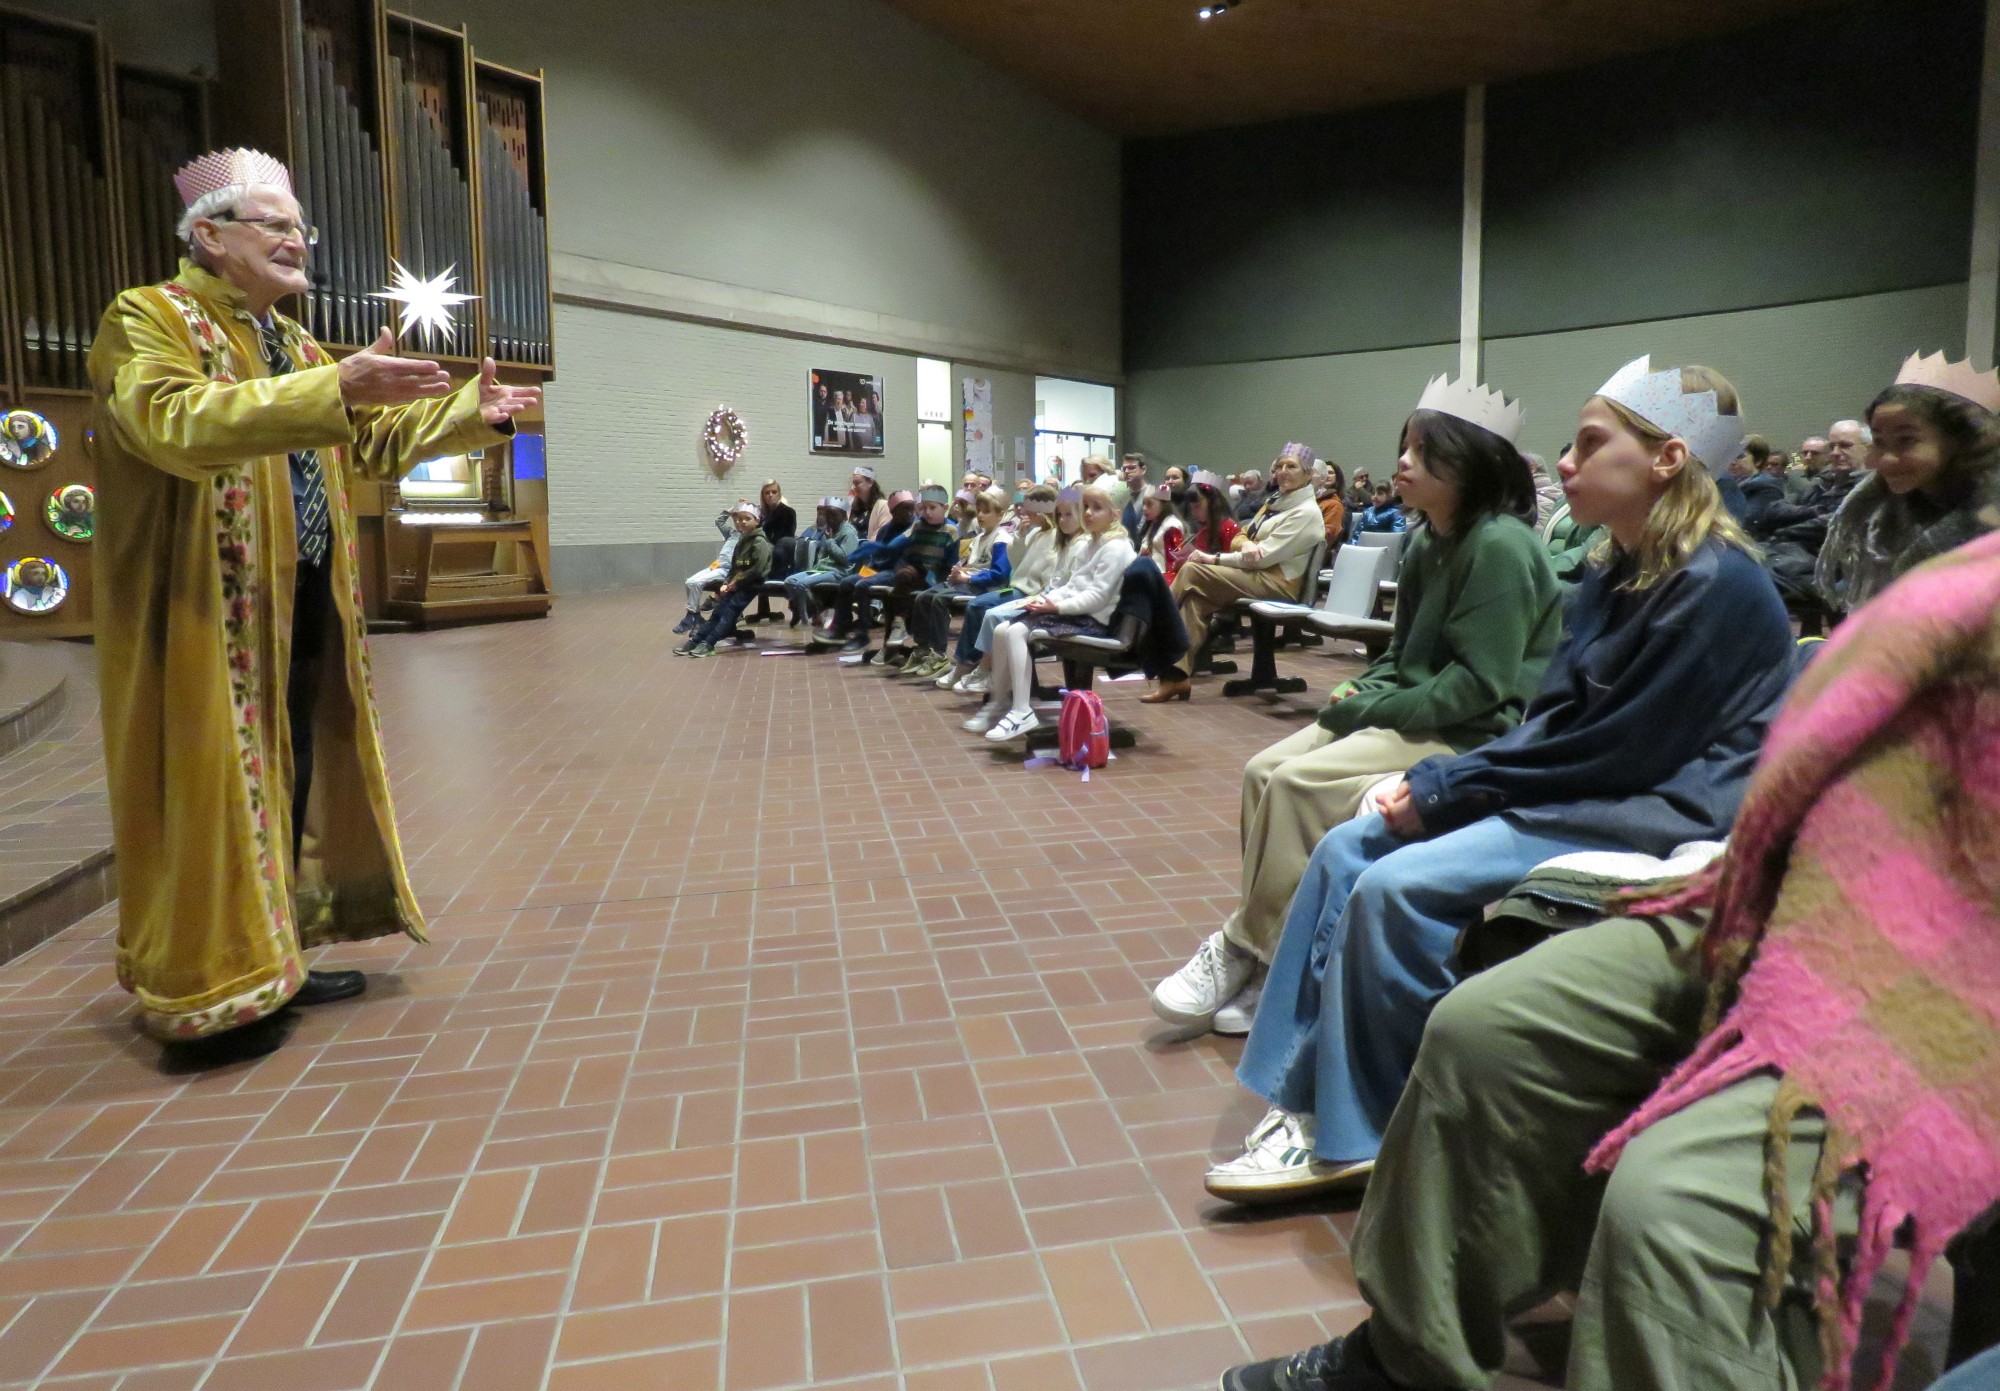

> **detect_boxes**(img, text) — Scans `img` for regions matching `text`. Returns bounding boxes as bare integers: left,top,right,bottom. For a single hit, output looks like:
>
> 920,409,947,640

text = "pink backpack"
1057,689,1110,772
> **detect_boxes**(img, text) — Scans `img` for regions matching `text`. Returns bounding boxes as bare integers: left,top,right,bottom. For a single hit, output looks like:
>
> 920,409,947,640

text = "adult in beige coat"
1145,442,1322,702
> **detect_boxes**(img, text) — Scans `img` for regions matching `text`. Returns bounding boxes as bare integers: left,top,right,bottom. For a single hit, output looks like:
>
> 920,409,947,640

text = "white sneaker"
959,669,991,696
1203,1108,1372,1204
1210,968,1265,1037
985,709,1041,742
936,663,968,690
962,702,999,733
886,620,909,647
1151,932,1256,1030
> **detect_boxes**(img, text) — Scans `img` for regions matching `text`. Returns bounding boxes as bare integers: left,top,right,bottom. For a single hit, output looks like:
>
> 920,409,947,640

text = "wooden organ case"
0,0,557,639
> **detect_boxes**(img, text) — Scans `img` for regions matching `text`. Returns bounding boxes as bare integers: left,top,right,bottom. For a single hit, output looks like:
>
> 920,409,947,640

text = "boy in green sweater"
1153,376,1563,1037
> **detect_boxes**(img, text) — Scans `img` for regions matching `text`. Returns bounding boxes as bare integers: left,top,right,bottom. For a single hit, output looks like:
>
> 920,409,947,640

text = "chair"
1193,534,1330,678
1016,609,1149,757
1351,528,1406,570
1224,544,1396,697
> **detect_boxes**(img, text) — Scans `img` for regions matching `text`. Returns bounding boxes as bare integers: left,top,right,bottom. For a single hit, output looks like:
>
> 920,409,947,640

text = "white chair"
1228,544,1395,696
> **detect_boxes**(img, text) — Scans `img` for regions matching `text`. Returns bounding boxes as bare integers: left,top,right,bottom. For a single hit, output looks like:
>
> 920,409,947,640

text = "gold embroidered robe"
87,262,507,1039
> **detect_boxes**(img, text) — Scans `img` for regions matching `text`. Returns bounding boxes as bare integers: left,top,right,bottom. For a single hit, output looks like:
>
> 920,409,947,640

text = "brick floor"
0,592,1948,1391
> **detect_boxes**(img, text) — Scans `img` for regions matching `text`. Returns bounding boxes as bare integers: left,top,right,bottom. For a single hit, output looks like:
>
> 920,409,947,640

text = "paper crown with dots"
173,148,292,208
1414,373,1526,446
1595,356,1746,472
1895,350,2000,413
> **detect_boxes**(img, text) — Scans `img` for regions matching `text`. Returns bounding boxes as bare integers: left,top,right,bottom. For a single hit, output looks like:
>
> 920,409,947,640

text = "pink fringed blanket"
1587,528,2000,1391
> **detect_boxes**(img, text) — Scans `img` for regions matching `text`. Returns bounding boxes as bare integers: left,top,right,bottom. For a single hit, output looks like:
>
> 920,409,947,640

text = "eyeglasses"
216,214,320,246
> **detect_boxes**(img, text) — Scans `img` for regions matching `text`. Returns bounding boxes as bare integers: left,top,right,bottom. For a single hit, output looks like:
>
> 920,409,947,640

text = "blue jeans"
1236,811,1625,1163
690,585,756,645
949,588,1020,663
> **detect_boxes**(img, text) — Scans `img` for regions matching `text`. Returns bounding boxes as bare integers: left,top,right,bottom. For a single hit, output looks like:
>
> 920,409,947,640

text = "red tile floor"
0,592,1947,1391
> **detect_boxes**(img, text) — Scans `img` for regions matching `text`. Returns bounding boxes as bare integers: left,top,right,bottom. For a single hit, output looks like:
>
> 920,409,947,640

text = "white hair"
1829,418,1874,445
175,185,251,246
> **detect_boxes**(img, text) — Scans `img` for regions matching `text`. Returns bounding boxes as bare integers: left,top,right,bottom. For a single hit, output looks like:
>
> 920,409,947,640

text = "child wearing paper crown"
1217,354,2000,1391
937,483,1081,694
822,485,956,658
675,501,773,658
1203,359,1794,1214
798,490,915,636
902,486,1013,680
1815,349,2000,615
1153,375,1559,1040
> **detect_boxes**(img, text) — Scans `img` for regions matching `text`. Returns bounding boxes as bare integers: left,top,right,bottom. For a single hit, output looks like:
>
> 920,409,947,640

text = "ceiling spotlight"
1199,0,1239,17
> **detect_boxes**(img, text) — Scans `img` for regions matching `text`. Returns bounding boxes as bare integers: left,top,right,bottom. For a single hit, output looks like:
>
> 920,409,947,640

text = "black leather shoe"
292,969,367,1006
161,1010,295,1072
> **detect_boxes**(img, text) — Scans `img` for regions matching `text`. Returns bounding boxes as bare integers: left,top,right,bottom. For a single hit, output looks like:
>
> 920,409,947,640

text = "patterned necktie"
256,323,330,568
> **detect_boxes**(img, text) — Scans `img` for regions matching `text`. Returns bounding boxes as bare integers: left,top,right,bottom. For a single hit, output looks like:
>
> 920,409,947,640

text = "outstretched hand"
478,357,542,425
338,327,452,407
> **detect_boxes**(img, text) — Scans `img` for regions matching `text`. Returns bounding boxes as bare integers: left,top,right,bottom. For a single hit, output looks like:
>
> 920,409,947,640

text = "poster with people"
810,370,885,456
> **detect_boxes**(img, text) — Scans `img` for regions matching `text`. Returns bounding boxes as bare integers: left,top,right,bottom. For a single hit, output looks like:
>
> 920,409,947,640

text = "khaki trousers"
1222,723,1456,961
1169,562,1296,663
1356,914,1843,1391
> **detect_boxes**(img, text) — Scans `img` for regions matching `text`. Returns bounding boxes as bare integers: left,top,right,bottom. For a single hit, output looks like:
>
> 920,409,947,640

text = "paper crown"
888,489,916,507
1057,486,1083,505
818,494,849,512
1146,483,1175,501
1415,373,1526,445
1276,442,1317,470
1022,495,1057,515
1595,356,1746,472
852,464,877,481
953,489,976,505
1895,350,2000,413
918,485,950,506
173,148,292,208
731,500,759,518
1191,470,1227,491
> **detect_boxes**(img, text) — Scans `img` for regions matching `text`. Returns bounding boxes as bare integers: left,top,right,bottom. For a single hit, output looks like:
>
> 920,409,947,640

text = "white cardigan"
1044,530,1137,624
1007,526,1063,596
1216,483,1321,581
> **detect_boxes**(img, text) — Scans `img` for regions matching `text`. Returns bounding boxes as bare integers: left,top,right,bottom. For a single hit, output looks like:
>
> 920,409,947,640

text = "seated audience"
759,480,797,547
674,501,773,657
796,490,915,634
1731,434,1787,531
1134,483,1189,583
851,466,892,540
903,486,1013,679
1528,452,1563,527
964,483,1135,742
1316,462,1349,547
1119,453,1149,535
1538,490,1607,588
1356,483,1407,533
1153,376,1560,1038
1146,445,1322,704
1219,523,2000,1391
674,503,745,635
940,484,1083,693
1080,454,1129,512
1786,432,1828,500
1233,467,1270,522
1205,360,1794,1208
820,485,956,657
1816,350,2000,614
1165,473,1238,580
1347,467,1375,516
1163,464,1189,491
779,497,861,622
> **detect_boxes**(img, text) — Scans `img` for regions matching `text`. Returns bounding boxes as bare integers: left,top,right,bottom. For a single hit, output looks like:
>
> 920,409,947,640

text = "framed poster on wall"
810,370,885,455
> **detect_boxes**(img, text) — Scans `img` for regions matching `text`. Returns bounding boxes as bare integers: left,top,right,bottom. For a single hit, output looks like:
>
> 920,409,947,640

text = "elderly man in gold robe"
88,148,541,1058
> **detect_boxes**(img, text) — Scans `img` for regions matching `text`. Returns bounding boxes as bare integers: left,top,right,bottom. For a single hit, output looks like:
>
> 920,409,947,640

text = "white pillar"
1460,84,1486,382
1967,0,2000,369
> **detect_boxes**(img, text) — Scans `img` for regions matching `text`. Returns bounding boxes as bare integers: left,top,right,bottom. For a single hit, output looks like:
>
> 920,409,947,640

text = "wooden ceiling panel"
881,0,1835,135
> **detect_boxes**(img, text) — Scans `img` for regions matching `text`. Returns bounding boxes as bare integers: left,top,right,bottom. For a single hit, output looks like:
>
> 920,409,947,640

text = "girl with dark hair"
850,468,890,540
1163,474,1237,595
1816,368,2000,614
1198,359,1795,1209
1154,382,1565,1038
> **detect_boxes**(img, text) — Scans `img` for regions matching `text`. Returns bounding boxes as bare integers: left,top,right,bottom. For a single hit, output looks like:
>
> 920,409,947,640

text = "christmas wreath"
703,406,749,467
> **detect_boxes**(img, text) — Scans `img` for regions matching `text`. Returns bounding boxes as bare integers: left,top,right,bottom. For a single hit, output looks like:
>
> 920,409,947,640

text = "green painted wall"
1128,282,1967,477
